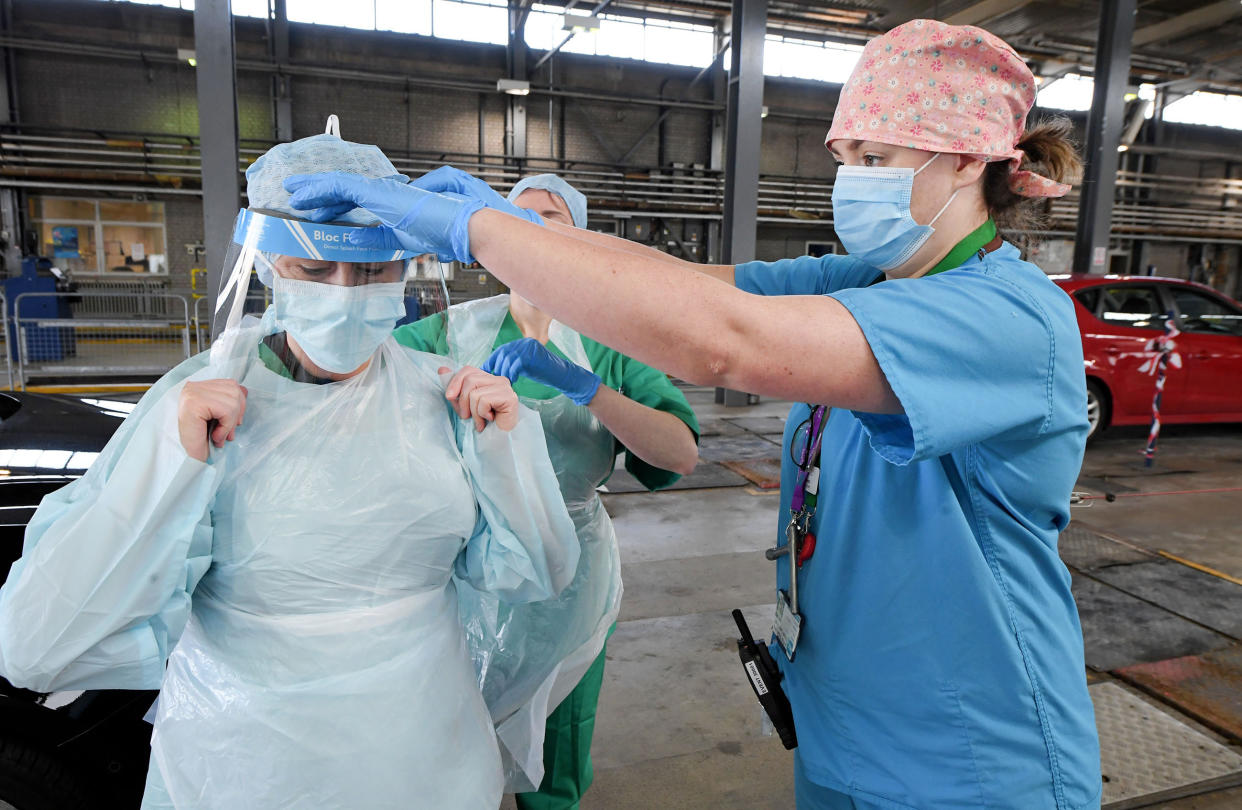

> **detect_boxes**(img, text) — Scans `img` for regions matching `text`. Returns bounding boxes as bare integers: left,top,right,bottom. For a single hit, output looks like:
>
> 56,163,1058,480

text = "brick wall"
6,0,1241,291
162,196,205,292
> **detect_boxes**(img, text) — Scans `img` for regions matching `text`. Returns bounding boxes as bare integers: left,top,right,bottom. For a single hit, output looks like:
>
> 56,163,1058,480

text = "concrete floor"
501,395,1242,810
66,378,1242,808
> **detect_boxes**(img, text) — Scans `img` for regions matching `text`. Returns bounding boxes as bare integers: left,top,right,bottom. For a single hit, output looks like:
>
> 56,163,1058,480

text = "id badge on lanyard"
767,405,827,661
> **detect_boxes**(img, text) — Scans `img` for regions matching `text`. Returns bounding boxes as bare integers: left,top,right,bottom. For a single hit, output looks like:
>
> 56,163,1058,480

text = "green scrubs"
394,311,698,491
394,312,698,810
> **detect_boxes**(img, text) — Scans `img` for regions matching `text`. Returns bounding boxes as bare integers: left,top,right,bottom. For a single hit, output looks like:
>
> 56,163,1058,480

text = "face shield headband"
237,208,416,264
215,209,453,343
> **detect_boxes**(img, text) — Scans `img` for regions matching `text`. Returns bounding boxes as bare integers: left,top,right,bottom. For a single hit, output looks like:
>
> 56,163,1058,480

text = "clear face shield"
212,209,450,376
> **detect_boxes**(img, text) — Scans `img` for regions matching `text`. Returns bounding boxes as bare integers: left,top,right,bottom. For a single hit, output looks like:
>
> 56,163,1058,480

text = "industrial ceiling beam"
721,0,765,266
0,0,19,276
270,0,292,142
1036,59,1077,81
194,0,241,327
944,0,1036,27
718,0,765,408
1156,77,1208,107
1132,0,1242,47
0,33,727,112
1073,0,1136,275
615,36,730,165
506,1,529,161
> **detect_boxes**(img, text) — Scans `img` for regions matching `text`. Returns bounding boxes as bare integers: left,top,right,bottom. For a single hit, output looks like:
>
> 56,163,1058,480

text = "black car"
0,392,152,810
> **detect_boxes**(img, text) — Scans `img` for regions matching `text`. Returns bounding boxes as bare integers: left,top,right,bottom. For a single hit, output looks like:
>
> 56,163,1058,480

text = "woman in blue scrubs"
284,18,1101,810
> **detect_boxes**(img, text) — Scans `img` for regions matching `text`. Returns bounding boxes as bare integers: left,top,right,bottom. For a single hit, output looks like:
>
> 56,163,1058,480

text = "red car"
1052,275,1242,441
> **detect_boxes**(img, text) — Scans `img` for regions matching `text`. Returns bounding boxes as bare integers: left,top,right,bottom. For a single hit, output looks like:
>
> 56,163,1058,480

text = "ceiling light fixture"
563,13,601,33
497,78,531,96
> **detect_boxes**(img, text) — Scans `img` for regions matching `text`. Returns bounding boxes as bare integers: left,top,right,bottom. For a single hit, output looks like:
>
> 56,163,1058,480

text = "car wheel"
0,738,94,810
1086,379,1109,443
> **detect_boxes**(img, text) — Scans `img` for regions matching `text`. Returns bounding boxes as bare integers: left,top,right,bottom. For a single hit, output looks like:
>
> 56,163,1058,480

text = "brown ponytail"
983,118,1082,232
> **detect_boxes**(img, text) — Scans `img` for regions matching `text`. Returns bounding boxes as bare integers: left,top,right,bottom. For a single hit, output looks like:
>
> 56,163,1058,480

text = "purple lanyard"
790,405,828,517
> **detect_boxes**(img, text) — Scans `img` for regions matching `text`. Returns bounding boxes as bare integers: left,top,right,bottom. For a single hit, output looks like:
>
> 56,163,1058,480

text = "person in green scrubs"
394,175,699,810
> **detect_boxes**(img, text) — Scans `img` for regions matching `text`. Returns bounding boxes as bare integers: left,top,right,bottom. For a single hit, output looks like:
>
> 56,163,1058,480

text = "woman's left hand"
441,366,521,432
482,338,602,406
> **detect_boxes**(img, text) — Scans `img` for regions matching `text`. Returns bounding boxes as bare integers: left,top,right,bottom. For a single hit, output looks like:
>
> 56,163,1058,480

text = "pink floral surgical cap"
825,19,1071,198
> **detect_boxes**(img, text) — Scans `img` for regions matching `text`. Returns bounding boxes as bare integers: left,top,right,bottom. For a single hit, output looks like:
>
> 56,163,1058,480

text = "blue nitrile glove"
411,166,545,227
482,338,602,407
284,172,484,263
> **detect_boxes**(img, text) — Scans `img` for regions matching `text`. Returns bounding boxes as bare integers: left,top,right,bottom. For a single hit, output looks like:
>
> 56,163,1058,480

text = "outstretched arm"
540,219,737,286
283,173,898,412
404,165,738,286
470,209,899,413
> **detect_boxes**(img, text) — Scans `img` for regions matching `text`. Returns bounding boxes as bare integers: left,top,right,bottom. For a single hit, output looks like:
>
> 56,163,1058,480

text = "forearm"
472,209,740,386
543,219,736,285
587,386,697,476
469,209,900,412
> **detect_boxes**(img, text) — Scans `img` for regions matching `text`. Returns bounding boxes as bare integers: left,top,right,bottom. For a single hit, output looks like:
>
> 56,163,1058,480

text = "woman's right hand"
440,366,521,433
177,379,248,462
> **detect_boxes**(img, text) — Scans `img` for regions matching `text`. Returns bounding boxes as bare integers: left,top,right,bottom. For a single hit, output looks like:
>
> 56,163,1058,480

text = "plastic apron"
144,309,577,809
0,197,573,809
448,294,623,793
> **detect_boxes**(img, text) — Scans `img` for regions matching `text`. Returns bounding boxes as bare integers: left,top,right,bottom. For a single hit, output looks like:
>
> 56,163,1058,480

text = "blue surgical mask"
272,275,407,374
831,154,959,271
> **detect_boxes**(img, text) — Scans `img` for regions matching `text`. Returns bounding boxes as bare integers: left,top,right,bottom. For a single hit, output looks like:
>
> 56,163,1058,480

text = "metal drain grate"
1093,681,1242,808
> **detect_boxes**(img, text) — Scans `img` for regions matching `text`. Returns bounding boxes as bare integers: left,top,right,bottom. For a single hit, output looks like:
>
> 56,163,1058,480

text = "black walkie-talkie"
732,608,797,750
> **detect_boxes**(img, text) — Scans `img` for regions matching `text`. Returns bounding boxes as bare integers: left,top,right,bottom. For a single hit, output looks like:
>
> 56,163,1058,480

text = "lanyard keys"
765,516,802,616
766,513,813,661
764,519,799,563
772,514,817,569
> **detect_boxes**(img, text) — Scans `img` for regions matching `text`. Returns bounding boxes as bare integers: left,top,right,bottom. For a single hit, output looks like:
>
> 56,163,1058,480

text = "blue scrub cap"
507,174,588,229
246,116,408,227
245,116,411,285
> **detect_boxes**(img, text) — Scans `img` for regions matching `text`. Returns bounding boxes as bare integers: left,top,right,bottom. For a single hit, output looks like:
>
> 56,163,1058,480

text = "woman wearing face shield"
287,20,1101,810
0,124,581,810
395,173,699,809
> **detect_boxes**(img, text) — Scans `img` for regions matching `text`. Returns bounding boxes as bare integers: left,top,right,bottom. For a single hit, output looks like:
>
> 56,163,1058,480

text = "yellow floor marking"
1157,550,1242,587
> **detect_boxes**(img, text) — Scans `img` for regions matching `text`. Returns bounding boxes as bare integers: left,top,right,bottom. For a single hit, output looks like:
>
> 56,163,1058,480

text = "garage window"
29,197,167,276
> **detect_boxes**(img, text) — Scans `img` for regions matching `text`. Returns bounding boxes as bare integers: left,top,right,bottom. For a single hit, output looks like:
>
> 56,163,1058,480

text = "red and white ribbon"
1141,317,1181,466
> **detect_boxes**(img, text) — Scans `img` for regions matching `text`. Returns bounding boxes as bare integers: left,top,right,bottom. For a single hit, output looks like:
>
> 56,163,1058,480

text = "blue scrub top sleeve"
829,265,1066,464
453,407,580,603
0,382,218,692
734,253,877,296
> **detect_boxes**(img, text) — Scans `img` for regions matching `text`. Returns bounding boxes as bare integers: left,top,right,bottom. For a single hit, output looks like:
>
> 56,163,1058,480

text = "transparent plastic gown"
0,216,580,810
448,295,623,793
